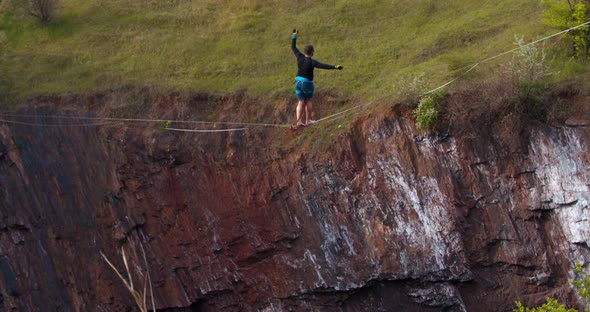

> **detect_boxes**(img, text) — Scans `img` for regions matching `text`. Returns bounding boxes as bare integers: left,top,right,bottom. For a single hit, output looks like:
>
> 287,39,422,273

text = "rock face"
0,104,588,311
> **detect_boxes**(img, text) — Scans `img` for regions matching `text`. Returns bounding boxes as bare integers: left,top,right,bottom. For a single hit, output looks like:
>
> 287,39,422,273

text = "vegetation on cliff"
514,263,590,311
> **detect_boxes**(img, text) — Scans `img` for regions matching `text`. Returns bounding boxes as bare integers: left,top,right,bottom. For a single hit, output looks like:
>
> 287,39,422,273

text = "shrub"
572,263,590,310
396,73,427,101
503,36,551,120
541,0,590,57
28,0,58,26
506,36,551,90
513,298,577,312
414,89,445,130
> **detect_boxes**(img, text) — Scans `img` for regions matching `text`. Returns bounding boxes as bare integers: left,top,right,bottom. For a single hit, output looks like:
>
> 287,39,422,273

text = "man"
291,29,343,129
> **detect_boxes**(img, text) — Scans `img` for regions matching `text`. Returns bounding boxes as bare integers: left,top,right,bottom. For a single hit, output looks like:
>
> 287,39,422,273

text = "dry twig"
100,246,156,312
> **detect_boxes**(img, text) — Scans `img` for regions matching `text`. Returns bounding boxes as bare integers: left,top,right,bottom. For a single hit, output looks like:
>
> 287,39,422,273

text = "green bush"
414,89,445,130
514,263,590,312
572,263,590,309
513,298,577,312
541,0,590,57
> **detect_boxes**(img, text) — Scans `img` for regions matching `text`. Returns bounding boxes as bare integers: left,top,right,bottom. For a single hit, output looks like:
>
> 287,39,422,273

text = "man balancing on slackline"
291,29,343,130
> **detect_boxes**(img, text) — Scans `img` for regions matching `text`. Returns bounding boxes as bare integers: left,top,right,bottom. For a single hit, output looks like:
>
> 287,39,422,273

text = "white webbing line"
317,101,372,123
0,118,115,127
164,127,248,133
0,113,288,128
422,21,590,95
422,63,480,95
0,113,284,132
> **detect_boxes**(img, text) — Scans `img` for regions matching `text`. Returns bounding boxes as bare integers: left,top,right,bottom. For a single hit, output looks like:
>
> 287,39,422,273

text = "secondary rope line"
318,101,373,123
0,113,290,128
479,21,589,64
0,118,115,127
0,113,258,133
421,21,590,95
0,103,365,130
422,63,480,95
164,127,248,133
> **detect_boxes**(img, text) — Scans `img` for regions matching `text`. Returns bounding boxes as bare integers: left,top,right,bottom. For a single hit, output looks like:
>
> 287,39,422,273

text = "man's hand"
336,65,343,70
292,29,298,39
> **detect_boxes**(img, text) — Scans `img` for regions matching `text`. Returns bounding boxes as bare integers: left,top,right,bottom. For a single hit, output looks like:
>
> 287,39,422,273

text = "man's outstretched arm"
314,60,343,70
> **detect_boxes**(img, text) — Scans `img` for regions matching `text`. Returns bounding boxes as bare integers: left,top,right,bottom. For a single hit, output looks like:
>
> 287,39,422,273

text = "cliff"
0,95,588,311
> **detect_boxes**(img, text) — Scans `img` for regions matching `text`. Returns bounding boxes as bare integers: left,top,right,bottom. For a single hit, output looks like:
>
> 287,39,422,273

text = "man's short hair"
304,45,314,56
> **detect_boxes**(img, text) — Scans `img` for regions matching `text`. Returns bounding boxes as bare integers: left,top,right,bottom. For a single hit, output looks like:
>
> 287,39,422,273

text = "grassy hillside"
0,0,584,102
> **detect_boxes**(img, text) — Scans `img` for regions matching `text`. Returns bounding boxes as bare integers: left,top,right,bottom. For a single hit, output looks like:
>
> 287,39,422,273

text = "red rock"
0,98,588,311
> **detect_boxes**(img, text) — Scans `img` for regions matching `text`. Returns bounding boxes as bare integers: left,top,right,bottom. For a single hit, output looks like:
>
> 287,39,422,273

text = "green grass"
0,0,586,102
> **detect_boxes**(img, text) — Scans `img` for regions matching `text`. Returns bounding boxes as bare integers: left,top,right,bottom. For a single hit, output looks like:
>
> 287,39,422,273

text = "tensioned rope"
0,118,114,127
0,114,288,128
0,113,290,132
163,127,248,133
1,21,588,132
422,21,590,95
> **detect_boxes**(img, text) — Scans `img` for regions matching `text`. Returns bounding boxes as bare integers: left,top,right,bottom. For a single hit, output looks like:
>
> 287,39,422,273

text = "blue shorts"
294,77,314,100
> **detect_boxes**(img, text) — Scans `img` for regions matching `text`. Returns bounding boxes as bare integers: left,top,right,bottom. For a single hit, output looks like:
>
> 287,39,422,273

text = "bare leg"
296,100,304,125
305,99,313,124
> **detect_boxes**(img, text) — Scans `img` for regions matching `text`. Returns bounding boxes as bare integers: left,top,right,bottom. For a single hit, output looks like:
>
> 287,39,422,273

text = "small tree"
513,298,577,312
502,36,551,119
541,0,590,57
28,0,58,26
